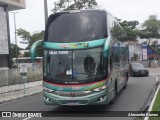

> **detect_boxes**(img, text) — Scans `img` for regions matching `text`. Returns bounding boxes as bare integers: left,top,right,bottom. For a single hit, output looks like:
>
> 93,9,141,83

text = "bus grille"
53,91,92,97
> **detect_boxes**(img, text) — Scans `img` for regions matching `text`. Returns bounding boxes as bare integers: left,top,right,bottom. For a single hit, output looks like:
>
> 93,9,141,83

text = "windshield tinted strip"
46,11,107,42
43,39,106,50
43,79,106,87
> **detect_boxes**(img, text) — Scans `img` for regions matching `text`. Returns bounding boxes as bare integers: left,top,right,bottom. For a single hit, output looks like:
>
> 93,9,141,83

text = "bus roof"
45,9,107,42
51,9,106,14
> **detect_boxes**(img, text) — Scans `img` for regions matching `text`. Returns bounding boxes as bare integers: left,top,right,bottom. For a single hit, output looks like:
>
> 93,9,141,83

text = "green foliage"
119,20,139,30
139,15,160,67
141,15,160,39
118,19,139,41
16,28,44,57
10,43,22,58
110,22,126,42
17,28,31,44
36,46,43,57
27,31,44,49
150,42,158,52
52,0,98,13
138,31,152,39
133,53,139,61
118,15,160,43
23,51,30,57
149,90,160,120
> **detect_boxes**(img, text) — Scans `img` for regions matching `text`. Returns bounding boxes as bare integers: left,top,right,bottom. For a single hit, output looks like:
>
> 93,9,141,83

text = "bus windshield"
44,47,107,84
47,11,107,42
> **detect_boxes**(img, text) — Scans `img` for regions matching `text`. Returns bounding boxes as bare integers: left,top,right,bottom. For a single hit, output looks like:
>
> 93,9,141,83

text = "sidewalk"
148,68,160,74
0,84,42,104
148,68,160,78
144,68,160,120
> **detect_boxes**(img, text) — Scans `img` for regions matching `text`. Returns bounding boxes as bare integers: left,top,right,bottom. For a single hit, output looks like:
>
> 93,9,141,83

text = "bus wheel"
110,83,117,104
123,80,127,89
123,73,128,89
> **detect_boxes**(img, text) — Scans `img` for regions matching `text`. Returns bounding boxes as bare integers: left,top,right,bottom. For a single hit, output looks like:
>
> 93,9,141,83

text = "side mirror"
30,40,43,62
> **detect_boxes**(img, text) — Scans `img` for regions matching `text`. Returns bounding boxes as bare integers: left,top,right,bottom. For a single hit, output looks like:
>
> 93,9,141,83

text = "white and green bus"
30,9,129,105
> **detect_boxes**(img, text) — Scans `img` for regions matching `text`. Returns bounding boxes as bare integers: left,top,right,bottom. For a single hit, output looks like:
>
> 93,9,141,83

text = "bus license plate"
67,102,80,105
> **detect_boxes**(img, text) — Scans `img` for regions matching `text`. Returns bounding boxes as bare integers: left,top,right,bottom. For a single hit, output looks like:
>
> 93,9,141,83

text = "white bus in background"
12,57,43,68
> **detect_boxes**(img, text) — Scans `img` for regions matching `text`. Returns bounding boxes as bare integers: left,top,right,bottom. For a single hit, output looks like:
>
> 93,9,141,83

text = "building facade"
0,0,26,68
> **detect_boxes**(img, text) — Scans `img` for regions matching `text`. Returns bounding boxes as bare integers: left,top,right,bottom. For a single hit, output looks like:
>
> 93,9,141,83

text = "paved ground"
148,68,160,74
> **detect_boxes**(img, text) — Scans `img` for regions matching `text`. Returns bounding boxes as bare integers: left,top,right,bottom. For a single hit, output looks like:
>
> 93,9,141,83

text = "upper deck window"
46,11,107,43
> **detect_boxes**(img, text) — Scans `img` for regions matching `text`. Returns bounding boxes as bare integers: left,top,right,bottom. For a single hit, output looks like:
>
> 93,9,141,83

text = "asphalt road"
0,75,157,120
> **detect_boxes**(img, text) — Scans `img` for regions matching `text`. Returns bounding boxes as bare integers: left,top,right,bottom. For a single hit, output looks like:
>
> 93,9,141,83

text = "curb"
140,74,159,112
0,90,42,104
0,81,42,94
144,80,160,120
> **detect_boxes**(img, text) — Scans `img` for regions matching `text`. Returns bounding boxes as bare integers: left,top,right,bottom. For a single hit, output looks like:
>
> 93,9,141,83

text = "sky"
9,0,160,49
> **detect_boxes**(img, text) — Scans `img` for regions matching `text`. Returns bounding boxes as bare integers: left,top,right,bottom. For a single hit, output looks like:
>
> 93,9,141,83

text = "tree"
10,43,22,58
142,15,160,50
17,28,44,57
117,19,139,41
23,51,30,57
133,53,139,61
139,15,160,40
139,15,160,67
17,28,31,44
52,0,98,13
143,15,160,39
26,31,44,50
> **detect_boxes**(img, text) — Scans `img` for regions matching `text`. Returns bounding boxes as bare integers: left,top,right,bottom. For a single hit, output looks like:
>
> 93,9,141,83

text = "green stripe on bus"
43,39,106,50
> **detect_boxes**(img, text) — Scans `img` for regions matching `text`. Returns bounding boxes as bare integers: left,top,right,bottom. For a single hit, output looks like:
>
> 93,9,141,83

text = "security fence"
0,67,43,87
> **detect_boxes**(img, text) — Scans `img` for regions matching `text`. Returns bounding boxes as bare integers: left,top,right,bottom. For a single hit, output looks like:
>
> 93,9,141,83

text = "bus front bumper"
43,89,109,105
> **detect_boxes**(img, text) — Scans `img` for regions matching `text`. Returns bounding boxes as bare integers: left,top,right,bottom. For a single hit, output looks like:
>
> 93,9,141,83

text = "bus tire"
123,80,127,89
110,82,117,104
123,73,128,89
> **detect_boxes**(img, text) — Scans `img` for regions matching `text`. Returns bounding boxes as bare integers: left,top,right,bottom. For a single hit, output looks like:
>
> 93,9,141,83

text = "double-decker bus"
30,9,129,105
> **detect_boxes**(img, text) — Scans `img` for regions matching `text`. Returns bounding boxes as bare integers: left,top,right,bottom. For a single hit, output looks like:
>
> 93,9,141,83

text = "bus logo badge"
60,44,69,49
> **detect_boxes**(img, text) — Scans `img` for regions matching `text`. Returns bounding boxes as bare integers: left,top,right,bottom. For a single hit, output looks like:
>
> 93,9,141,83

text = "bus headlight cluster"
93,85,107,92
43,87,55,93
83,90,92,94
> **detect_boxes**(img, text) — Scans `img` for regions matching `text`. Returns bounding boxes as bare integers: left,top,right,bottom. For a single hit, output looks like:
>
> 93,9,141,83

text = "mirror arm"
30,40,43,62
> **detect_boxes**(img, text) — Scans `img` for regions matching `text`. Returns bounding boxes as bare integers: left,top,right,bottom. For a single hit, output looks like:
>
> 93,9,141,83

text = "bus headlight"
93,85,107,92
43,87,55,93
83,90,92,94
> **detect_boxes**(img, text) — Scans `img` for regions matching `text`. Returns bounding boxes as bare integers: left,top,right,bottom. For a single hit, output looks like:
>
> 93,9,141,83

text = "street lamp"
10,12,19,61
44,0,48,26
